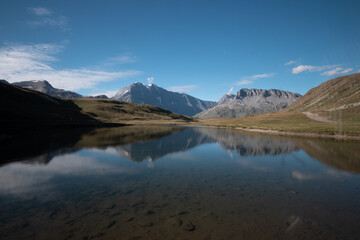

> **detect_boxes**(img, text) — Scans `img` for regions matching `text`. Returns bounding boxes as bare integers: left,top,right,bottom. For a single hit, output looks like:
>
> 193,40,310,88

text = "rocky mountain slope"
196,88,301,118
113,82,217,116
11,80,108,99
12,80,83,99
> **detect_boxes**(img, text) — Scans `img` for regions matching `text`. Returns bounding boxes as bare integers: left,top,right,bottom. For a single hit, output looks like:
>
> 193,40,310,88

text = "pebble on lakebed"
183,222,196,231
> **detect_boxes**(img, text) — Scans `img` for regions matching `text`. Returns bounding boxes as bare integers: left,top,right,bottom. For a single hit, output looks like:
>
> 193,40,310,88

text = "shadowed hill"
0,82,101,130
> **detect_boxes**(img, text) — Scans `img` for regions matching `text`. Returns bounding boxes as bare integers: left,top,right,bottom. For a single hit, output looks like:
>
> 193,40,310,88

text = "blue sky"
0,0,359,101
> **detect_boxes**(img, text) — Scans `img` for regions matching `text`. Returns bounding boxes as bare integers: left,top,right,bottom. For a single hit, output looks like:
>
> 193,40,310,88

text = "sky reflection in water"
0,126,359,240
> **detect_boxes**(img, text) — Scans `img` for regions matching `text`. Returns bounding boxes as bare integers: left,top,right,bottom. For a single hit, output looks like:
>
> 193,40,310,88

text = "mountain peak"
113,82,217,116
218,93,235,105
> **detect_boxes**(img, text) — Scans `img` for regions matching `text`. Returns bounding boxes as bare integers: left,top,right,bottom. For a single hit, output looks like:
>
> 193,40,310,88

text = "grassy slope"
284,73,360,113
197,73,360,136
197,112,360,136
72,99,194,124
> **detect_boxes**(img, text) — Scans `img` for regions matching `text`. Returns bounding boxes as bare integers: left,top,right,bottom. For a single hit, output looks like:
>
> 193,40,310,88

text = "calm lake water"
1,126,360,240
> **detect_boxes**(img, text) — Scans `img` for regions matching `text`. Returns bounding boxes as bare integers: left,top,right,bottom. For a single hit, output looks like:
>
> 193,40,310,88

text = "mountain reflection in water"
0,126,359,240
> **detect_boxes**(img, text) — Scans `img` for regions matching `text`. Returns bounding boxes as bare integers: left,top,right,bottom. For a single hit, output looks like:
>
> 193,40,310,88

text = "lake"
0,126,360,240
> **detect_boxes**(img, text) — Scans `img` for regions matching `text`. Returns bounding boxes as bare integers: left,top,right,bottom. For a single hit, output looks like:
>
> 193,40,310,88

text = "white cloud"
292,65,316,74
147,77,154,84
87,90,118,98
236,73,275,86
0,153,135,196
167,84,197,93
228,87,234,94
236,79,253,85
250,73,275,79
0,43,141,91
321,67,353,76
284,60,297,66
29,7,52,16
341,68,353,74
28,7,69,30
292,64,337,74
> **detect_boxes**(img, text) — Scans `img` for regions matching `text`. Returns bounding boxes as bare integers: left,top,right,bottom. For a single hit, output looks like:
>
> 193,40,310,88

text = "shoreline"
233,127,360,141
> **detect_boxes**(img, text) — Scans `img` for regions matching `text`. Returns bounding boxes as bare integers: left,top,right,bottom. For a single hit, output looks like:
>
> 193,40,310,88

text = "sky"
0,0,359,101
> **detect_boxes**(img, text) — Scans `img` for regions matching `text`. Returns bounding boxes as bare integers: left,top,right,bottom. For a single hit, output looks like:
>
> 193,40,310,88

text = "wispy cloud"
102,55,136,65
236,80,253,86
292,64,337,74
167,84,197,93
284,60,297,66
236,73,275,85
29,7,52,16
147,77,154,84
321,67,353,76
250,73,276,79
228,87,234,94
0,43,141,91
28,7,69,31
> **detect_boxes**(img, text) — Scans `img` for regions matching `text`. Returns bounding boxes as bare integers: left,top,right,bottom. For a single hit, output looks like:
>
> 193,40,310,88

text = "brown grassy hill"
284,73,360,121
72,99,194,124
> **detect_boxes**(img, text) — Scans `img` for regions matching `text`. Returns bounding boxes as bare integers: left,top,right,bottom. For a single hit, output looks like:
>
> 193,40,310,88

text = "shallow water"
1,126,360,240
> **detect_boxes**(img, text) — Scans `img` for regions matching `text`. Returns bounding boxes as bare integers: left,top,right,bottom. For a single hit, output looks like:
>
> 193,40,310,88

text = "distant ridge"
113,82,217,116
196,88,301,118
12,80,82,99
11,80,108,99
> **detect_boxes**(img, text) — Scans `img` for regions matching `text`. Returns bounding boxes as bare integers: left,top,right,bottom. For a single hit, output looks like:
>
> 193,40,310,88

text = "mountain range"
113,83,301,117
9,74,360,119
1,73,359,138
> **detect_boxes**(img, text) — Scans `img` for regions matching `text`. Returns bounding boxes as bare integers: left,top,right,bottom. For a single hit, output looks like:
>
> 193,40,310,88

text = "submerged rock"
183,222,196,231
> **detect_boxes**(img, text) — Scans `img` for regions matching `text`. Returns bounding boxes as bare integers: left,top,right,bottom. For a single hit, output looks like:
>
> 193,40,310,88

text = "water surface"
1,126,360,240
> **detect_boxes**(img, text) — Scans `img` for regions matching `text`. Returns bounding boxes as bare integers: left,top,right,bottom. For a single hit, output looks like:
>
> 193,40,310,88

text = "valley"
1,73,359,140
